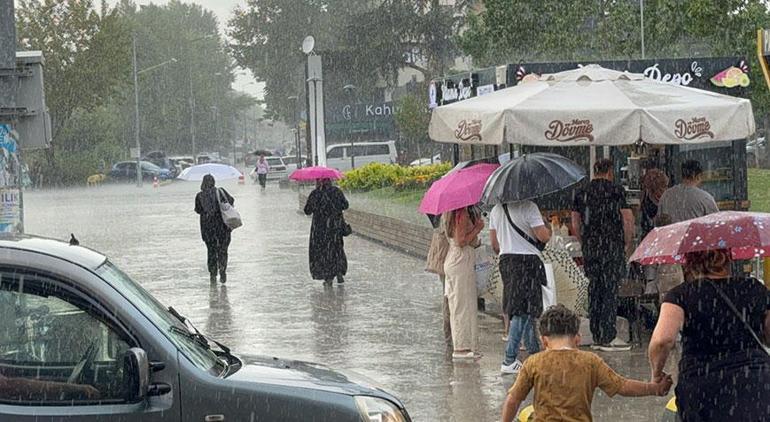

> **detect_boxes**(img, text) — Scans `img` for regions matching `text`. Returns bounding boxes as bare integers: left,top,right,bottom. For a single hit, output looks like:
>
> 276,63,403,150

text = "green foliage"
749,168,770,212
15,0,255,186
459,0,770,115
227,0,464,124
340,162,450,192
16,0,132,138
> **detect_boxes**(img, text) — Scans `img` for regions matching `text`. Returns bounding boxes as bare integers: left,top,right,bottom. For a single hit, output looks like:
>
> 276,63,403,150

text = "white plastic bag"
474,246,495,296
542,263,556,310
217,188,242,230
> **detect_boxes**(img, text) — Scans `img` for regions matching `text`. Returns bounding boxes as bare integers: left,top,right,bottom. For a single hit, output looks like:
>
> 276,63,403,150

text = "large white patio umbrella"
429,64,755,146
177,163,243,181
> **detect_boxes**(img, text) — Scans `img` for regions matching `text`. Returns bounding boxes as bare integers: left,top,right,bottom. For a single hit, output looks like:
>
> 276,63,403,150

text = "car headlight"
355,396,407,422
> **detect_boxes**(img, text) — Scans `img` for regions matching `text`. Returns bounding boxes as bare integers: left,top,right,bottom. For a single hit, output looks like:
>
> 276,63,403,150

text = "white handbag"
217,188,242,230
542,263,557,310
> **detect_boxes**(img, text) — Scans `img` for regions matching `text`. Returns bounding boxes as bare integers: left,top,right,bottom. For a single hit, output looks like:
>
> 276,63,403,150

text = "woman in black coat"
304,178,349,285
195,174,234,283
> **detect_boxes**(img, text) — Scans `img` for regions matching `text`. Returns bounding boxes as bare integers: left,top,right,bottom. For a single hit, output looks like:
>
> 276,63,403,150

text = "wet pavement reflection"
24,181,673,421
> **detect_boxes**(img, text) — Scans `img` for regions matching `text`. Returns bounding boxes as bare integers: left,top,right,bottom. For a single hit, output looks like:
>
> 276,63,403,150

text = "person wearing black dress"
304,179,349,286
649,249,770,421
195,174,234,283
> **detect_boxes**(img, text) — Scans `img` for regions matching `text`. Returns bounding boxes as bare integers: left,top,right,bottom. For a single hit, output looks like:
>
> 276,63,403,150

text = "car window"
327,146,344,159
350,145,367,156
97,262,226,377
365,144,391,155
266,158,283,166
282,157,296,165
0,271,133,405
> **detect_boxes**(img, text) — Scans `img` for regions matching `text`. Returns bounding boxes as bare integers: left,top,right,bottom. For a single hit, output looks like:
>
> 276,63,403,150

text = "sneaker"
592,338,632,352
500,360,524,375
219,272,227,284
501,335,509,342
452,351,482,360
337,275,345,284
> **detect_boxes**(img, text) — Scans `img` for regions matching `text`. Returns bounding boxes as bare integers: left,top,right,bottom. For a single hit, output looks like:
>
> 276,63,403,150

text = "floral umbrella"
630,211,770,265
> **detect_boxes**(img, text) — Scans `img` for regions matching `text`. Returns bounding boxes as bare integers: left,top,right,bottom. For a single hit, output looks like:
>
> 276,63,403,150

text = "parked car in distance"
168,156,194,172
265,156,287,181
248,156,288,183
0,235,412,422
326,141,397,171
109,161,173,182
409,154,442,166
282,155,308,175
142,151,179,178
196,153,222,165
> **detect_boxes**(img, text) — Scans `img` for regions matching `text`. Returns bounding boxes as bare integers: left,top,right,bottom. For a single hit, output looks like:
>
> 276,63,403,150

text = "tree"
459,0,770,114
16,0,132,141
227,0,465,124
394,90,431,160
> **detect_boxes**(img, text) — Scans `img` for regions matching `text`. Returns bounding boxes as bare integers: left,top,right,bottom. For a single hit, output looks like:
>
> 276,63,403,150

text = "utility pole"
132,34,142,187
189,66,196,160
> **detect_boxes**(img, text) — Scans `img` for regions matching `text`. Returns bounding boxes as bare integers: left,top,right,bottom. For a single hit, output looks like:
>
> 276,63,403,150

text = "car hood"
226,354,402,403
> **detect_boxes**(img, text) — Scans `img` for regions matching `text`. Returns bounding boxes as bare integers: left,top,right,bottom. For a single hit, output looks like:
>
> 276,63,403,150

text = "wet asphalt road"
24,180,673,421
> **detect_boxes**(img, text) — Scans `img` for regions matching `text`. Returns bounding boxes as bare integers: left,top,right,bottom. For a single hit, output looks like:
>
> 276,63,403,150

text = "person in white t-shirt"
489,200,551,375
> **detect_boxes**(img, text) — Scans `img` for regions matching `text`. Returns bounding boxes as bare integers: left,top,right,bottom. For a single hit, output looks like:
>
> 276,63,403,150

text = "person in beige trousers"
426,216,452,347
442,206,484,360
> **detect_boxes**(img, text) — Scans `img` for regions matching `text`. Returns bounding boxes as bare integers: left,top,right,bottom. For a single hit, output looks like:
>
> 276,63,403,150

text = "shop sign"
477,84,495,96
543,119,595,143
674,117,715,140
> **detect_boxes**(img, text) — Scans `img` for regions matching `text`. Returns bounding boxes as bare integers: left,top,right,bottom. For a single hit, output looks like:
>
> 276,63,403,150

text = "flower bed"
340,162,451,192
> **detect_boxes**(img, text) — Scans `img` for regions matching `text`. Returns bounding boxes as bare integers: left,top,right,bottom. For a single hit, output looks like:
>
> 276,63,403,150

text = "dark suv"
0,235,410,422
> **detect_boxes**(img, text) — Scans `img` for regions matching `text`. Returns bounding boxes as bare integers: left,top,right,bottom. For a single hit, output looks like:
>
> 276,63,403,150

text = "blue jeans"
503,315,540,365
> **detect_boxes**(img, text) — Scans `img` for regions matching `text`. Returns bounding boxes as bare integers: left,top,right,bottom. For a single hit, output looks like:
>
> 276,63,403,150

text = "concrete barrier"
299,193,433,259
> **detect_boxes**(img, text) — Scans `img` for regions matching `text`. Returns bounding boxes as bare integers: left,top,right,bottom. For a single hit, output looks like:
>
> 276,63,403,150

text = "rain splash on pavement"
24,181,673,421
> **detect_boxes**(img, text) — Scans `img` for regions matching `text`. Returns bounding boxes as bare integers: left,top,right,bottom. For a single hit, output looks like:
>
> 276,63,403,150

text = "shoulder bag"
502,204,546,252
217,188,243,230
707,280,770,357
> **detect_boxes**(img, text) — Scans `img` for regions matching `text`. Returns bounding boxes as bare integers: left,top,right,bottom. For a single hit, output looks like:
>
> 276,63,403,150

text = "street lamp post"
307,76,322,166
288,95,301,169
132,35,141,187
343,84,357,169
132,33,177,187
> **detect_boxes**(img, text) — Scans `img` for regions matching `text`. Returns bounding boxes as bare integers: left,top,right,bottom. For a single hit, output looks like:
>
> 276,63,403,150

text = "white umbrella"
177,163,243,181
429,64,755,146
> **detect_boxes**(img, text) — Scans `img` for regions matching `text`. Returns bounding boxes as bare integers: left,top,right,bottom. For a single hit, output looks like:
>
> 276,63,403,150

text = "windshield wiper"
168,307,233,361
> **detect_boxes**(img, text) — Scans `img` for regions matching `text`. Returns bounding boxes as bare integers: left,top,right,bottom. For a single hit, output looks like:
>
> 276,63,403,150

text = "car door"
0,269,178,422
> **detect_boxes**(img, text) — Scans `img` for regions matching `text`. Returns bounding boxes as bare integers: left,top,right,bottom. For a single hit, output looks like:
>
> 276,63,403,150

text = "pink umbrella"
630,211,770,265
419,163,499,215
289,166,344,181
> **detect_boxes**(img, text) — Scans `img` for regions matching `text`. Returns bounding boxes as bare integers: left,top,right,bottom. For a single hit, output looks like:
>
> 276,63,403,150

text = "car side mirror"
124,347,150,402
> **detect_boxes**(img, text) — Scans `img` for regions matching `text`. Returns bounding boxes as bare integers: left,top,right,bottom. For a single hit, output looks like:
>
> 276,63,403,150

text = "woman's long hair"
684,249,731,280
201,174,215,191
642,169,669,204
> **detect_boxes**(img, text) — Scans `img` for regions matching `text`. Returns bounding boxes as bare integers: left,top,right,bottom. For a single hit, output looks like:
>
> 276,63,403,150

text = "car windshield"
96,261,227,376
266,158,283,165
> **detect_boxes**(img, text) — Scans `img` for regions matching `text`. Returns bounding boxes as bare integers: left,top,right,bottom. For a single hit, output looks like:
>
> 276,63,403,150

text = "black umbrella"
480,152,586,205
249,149,273,156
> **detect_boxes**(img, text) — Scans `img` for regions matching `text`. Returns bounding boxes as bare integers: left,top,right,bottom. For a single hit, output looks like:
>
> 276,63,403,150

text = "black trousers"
584,245,625,345
258,173,267,188
206,234,231,276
